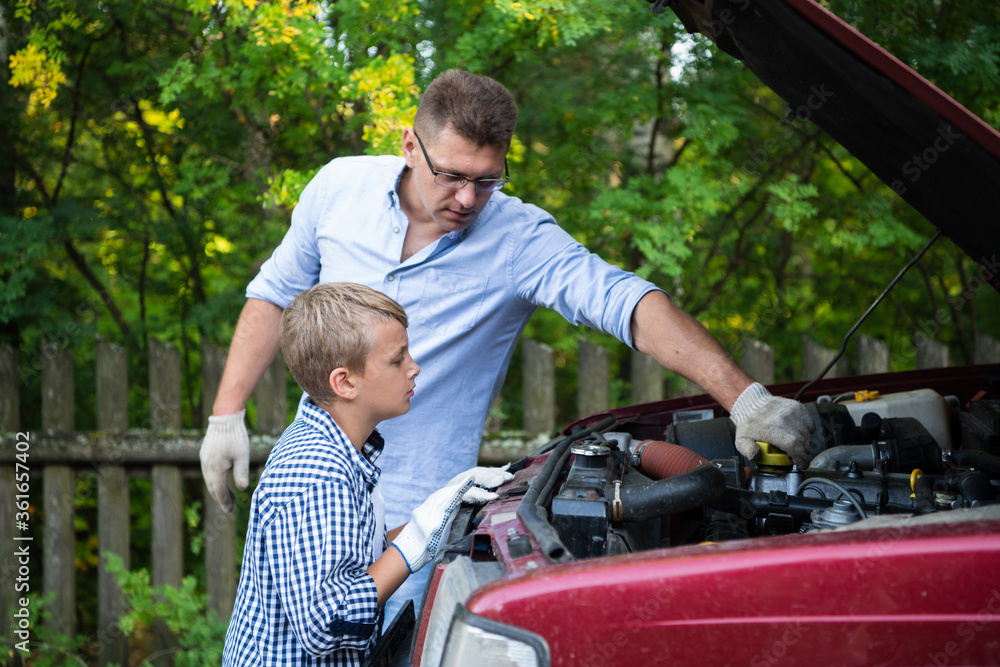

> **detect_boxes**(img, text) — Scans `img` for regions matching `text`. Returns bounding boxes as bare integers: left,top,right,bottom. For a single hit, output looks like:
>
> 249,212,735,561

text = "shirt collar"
300,399,383,484
389,160,408,209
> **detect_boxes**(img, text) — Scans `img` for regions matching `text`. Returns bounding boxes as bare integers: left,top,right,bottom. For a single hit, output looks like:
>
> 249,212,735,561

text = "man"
201,69,813,623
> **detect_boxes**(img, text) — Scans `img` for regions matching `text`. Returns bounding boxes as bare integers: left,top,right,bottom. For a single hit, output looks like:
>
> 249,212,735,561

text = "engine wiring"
793,229,943,402
794,477,868,519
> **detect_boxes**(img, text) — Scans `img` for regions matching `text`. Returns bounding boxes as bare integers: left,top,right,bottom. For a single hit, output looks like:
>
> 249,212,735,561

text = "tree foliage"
2,0,999,433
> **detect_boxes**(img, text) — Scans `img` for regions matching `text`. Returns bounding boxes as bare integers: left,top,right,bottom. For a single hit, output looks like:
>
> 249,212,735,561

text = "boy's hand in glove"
391,477,478,573
729,383,814,469
447,464,515,491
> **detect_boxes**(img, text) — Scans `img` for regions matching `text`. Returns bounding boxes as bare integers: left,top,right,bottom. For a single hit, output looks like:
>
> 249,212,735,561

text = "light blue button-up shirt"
247,155,660,530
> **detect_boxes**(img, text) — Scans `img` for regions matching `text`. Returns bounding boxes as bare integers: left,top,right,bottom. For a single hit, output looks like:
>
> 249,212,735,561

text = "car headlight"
440,605,549,667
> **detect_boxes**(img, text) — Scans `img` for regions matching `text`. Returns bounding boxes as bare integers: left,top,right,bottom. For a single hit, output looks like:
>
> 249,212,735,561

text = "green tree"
3,0,999,423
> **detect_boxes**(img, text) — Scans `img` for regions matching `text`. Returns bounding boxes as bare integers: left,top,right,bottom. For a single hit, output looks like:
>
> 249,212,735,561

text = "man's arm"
214,298,285,414
200,298,284,511
630,290,752,410
630,291,814,467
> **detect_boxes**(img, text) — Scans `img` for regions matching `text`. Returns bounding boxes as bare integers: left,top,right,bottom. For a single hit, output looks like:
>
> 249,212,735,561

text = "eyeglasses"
413,130,510,193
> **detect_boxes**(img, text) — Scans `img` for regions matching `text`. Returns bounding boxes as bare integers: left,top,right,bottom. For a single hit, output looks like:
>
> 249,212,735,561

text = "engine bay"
480,388,1000,566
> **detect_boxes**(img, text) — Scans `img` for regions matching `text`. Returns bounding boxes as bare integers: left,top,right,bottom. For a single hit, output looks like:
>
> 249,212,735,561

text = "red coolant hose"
635,440,708,479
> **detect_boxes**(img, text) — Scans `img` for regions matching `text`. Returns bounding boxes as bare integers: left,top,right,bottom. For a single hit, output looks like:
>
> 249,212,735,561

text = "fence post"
151,465,183,666
201,341,227,429
96,337,128,433
0,466,14,646
97,465,129,666
1,344,18,432
40,341,77,637
43,466,76,636
577,338,608,418
96,338,130,665
0,345,16,644
915,338,950,369
523,339,555,436
202,342,237,623
149,338,182,433
975,334,1000,364
149,337,183,665
42,340,74,434
631,350,663,405
254,352,287,434
857,335,890,375
802,338,849,381
742,336,775,385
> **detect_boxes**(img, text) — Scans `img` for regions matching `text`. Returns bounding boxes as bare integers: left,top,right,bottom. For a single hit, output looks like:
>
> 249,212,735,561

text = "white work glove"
199,410,250,514
729,383,814,469
391,476,489,573
446,464,514,491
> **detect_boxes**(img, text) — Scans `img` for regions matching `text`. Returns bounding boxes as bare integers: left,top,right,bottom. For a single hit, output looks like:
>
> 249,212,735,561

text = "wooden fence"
0,331,997,664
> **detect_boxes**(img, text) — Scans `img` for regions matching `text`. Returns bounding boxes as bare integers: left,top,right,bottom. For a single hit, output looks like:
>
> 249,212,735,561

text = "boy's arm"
266,481,381,656
366,543,410,608
387,525,406,542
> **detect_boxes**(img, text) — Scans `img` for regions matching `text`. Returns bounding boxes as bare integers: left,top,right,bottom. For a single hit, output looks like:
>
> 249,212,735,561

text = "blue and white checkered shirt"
223,400,386,666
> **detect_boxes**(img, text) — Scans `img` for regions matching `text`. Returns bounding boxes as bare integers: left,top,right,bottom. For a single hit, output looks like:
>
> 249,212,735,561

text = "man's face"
355,319,420,423
402,125,508,235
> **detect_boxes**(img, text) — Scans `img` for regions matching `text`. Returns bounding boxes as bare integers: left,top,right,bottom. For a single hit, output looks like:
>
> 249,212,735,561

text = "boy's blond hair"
281,283,408,405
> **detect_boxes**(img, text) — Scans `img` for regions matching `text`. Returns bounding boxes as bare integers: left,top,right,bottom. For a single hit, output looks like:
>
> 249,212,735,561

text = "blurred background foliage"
2,0,999,432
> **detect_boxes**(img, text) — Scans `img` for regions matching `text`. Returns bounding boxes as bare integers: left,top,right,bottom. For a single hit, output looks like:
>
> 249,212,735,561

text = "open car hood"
660,0,1000,289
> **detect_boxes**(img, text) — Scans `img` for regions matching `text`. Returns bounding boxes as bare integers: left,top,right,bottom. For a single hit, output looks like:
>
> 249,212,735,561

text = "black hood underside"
660,0,1000,289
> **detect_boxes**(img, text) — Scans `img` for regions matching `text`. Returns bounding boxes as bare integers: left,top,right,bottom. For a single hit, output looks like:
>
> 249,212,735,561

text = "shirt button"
393,226,400,234
387,275,395,282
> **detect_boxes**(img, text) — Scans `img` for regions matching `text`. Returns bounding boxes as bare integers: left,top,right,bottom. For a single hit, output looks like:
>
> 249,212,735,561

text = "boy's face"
355,319,420,423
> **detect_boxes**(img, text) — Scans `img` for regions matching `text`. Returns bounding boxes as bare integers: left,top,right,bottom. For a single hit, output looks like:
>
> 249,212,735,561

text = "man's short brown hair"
413,69,518,147
281,283,408,405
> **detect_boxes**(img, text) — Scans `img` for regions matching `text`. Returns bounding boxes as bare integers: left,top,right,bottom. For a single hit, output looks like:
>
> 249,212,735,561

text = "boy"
222,282,510,666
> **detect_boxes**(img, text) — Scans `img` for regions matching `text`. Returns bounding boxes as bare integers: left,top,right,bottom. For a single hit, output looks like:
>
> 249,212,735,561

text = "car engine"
505,389,1000,563
410,386,1000,667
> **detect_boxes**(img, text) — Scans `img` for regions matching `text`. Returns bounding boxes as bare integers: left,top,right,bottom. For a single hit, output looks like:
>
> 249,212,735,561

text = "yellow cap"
756,441,792,468
854,390,880,402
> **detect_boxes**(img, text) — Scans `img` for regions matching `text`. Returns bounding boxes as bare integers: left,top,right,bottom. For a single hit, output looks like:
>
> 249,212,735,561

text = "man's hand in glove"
729,383,815,469
391,476,497,573
199,410,250,513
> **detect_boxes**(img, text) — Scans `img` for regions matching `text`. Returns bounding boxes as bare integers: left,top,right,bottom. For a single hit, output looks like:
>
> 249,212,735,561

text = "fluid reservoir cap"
756,442,793,470
570,443,611,469
570,443,611,457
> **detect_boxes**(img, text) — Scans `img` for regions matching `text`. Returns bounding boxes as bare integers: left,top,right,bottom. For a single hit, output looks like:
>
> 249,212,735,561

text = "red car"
395,1,1000,665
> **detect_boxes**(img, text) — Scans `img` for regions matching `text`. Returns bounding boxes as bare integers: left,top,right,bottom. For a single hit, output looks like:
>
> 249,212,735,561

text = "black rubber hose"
950,450,1000,476
618,464,727,522
708,486,836,519
517,416,618,563
960,471,994,503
